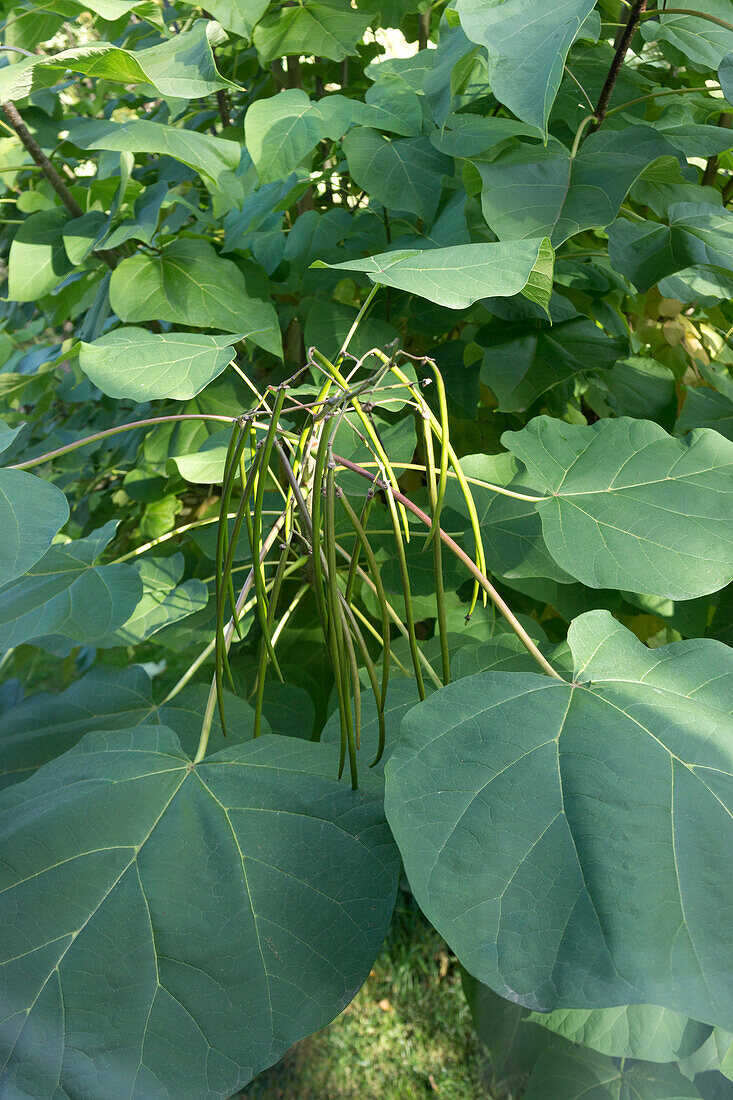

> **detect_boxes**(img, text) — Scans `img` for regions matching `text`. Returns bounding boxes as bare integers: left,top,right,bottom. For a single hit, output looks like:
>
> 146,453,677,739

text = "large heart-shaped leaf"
640,0,733,68
0,729,398,1096
385,612,733,1027
476,128,679,246
454,0,597,134
79,328,242,401
502,416,733,599
523,1044,703,1099
67,118,241,194
8,208,73,301
0,19,235,100
608,203,733,292
245,89,332,184
0,523,142,650
476,318,625,411
96,554,208,647
109,239,282,357
252,0,370,63
343,128,452,222
0,427,68,586
0,668,264,789
313,239,554,312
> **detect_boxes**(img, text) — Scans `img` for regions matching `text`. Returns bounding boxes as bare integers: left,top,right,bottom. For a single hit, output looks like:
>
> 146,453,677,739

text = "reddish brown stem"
591,0,648,131
332,453,564,681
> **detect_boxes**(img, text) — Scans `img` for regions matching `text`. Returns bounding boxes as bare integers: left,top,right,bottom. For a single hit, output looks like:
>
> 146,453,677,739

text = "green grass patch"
240,894,495,1099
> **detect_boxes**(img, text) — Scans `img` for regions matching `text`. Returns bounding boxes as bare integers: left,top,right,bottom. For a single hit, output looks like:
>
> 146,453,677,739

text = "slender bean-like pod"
382,482,425,701
222,444,263,639
344,490,374,604
333,543,443,690
309,414,335,635
337,488,391,711
248,386,287,680
385,357,487,617
325,462,358,787
215,419,247,637
423,422,450,684
253,536,293,738
349,604,412,679
311,349,411,540
338,595,385,766
423,361,449,550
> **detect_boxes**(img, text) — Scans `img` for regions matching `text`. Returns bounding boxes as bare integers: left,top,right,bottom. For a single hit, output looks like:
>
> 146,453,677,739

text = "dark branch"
591,0,648,131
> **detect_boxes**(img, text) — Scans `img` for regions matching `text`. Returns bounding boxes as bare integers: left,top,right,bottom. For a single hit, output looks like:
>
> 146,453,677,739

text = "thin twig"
590,0,648,131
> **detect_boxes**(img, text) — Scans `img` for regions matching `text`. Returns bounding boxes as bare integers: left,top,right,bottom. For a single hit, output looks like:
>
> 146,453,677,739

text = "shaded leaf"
503,416,733,599
385,612,733,1027
0,729,398,1096
455,0,597,134
109,239,282,357
343,128,452,222
477,128,679,247
7,209,73,301
608,203,733,292
0,523,142,650
79,328,242,401
314,239,554,312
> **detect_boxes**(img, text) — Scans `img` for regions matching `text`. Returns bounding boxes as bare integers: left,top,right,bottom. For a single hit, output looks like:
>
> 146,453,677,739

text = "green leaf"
79,328,242,401
169,428,233,484
445,452,574,583
109,239,282,357
430,112,542,157
523,1044,703,1099
0,19,236,100
245,90,330,184
676,387,733,443
502,416,733,599
608,203,733,293
0,667,265,790
527,1004,711,1064
343,128,452,222
68,118,241,195
0,523,142,649
0,461,69,586
567,609,733,712
96,554,208,647
0,728,398,1095
7,209,73,301
721,55,733,105
641,0,733,68
476,128,679,247
179,0,268,39
454,0,597,134
62,210,109,265
385,613,733,1027
252,0,370,63
477,318,625,412
313,239,554,312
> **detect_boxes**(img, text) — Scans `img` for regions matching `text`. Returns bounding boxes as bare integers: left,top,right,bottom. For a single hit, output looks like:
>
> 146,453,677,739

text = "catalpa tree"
0,0,733,1097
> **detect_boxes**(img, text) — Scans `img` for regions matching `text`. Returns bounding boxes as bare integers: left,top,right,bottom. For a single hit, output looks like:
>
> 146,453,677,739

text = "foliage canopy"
1,0,733,1096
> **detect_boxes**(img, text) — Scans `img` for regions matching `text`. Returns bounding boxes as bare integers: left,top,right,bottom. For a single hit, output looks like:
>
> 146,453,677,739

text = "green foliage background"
1,0,733,1097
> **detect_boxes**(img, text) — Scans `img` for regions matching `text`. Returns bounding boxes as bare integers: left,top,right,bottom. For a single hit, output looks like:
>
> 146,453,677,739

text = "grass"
239,893,495,1100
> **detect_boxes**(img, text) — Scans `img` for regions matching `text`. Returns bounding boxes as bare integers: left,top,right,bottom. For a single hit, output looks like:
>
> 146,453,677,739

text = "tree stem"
591,0,648,131
2,100,119,269
9,414,237,470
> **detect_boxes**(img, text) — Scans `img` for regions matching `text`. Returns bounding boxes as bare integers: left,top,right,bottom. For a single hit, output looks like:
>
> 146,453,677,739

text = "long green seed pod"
215,418,247,636
325,461,357,786
221,444,263,643
339,595,385,767
345,490,374,604
311,349,411,541
385,358,487,618
337,487,391,712
423,361,449,550
423,421,450,684
248,385,287,680
253,536,292,738
309,413,335,633
382,481,425,700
